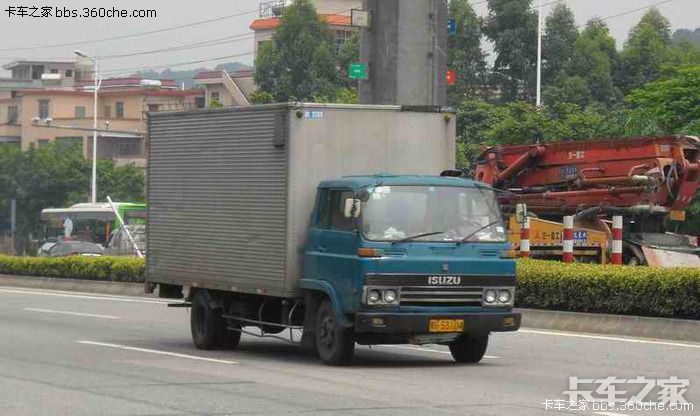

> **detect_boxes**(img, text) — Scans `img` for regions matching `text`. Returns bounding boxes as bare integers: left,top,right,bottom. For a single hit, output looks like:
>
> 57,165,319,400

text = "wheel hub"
319,316,335,348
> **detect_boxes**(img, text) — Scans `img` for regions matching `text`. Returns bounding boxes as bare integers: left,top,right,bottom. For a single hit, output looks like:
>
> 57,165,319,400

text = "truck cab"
299,175,521,364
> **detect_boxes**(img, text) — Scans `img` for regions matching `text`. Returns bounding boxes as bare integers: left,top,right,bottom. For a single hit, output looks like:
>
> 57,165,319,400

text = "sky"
0,0,698,77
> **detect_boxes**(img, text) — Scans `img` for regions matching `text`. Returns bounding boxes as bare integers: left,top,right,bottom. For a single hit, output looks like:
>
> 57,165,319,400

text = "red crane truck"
474,135,700,267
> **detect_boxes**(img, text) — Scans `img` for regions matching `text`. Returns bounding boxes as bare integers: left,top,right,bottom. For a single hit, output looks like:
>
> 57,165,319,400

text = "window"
114,142,142,157
50,69,59,74
335,30,353,51
31,65,44,80
56,136,83,150
115,101,124,118
74,69,82,81
195,96,205,109
75,106,86,119
65,69,73,78
38,99,50,119
316,189,355,231
37,139,50,148
210,91,220,102
7,106,18,124
103,105,111,118
147,104,160,113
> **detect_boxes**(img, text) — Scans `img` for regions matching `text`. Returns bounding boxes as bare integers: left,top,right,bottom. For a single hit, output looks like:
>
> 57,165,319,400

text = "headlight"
498,289,511,303
383,289,397,303
484,289,497,304
367,289,381,304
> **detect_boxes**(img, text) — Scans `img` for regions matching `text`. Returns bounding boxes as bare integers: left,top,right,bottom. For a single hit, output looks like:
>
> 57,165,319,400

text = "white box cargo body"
147,103,456,298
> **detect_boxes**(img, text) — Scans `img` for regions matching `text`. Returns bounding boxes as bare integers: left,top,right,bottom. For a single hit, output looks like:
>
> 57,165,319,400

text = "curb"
1,275,698,343
0,274,147,297
517,308,700,343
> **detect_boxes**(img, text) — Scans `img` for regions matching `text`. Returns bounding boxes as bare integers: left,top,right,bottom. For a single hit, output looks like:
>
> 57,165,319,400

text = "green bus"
40,202,146,248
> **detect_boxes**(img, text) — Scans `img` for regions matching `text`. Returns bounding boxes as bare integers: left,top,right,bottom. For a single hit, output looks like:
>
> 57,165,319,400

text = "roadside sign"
351,9,370,28
348,62,369,80
447,18,457,35
446,69,457,85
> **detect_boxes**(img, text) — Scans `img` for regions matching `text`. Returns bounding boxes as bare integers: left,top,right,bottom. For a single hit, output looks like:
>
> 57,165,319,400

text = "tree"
543,74,592,108
0,142,145,254
447,0,487,103
483,0,538,101
625,66,700,133
565,19,621,106
673,27,700,47
254,0,339,102
616,8,673,93
337,32,360,90
542,3,578,85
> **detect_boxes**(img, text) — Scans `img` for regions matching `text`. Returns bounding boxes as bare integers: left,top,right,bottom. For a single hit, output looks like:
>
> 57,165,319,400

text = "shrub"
0,255,145,283
516,260,700,319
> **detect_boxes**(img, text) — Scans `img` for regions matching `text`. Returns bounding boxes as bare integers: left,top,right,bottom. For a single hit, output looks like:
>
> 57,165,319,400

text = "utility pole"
10,198,16,256
359,0,448,106
536,0,542,107
74,50,101,203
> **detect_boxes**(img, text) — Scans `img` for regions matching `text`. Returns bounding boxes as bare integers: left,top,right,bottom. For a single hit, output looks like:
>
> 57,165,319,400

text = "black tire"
449,333,489,363
315,299,355,365
190,290,241,350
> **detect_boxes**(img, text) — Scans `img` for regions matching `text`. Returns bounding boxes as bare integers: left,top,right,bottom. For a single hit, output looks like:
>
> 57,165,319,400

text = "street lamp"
74,49,101,203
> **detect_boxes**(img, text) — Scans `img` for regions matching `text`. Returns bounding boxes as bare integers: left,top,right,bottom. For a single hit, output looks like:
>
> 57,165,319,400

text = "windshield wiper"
393,231,446,244
459,220,502,244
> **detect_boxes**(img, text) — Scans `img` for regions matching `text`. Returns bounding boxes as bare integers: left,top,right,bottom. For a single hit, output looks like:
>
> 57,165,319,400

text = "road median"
0,274,146,297
1,273,698,343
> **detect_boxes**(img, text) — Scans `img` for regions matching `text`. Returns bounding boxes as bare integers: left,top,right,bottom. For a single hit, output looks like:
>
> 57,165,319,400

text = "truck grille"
399,286,482,307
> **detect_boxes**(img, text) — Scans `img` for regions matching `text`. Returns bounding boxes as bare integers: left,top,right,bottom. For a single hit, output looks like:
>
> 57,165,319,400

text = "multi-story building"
0,60,204,166
253,0,360,56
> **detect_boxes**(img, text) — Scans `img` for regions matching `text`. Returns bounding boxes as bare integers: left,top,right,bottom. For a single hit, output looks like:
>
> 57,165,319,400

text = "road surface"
0,286,697,416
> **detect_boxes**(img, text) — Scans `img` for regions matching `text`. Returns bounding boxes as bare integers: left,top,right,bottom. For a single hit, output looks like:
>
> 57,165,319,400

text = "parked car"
45,240,104,257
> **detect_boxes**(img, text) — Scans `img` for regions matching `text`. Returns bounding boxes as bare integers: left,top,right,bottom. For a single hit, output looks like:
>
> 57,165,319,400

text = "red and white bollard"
562,216,574,263
520,217,531,259
611,215,623,265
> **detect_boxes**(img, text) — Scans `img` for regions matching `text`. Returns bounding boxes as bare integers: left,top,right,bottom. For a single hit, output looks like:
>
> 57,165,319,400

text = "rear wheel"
190,290,241,350
315,299,355,365
449,333,489,363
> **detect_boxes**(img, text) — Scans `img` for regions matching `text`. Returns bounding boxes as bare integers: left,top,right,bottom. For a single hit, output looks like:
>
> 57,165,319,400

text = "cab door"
317,189,359,311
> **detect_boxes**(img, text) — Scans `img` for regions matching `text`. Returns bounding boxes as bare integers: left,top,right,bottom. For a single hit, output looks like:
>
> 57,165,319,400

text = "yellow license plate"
429,319,464,333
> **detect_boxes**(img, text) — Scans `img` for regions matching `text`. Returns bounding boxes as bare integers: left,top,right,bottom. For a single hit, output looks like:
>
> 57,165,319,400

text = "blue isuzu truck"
146,103,520,365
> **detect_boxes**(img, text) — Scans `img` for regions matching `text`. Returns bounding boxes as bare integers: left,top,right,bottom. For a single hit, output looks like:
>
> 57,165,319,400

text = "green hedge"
0,255,145,283
516,260,700,319
1,255,698,319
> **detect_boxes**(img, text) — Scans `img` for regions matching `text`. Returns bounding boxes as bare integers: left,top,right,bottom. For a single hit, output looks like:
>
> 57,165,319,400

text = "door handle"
317,246,327,253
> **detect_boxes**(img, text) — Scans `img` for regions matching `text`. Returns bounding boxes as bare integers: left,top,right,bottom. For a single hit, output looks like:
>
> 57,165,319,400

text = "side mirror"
343,198,362,218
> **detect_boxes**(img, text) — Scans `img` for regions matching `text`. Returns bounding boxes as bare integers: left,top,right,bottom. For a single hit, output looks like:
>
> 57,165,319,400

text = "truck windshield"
361,185,507,243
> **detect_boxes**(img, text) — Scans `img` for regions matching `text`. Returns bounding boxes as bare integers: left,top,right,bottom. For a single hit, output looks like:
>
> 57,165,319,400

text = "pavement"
0,286,698,416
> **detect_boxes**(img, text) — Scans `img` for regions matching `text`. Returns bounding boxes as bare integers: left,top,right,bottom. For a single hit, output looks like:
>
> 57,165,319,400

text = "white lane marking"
0,288,171,305
376,344,499,359
77,341,237,365
24,307,119,320
519,329,700,349
594,412,630,416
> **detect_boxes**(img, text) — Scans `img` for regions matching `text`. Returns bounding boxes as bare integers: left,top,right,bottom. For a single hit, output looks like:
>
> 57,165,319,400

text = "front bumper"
354,311,521,334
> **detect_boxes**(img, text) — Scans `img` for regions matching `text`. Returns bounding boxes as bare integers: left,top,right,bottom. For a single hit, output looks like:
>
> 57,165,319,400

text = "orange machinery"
475,136,700,266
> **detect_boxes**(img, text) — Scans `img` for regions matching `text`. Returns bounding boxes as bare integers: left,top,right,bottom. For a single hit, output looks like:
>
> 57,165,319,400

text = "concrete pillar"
562,216,574,263
612,216,623,265
359,0,447,106
520,217,531,259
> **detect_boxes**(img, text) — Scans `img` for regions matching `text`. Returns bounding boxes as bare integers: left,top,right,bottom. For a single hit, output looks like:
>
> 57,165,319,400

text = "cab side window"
315,189,354,231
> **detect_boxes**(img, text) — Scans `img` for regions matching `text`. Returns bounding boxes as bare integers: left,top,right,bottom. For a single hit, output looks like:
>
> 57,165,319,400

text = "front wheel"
449,333,489,363
315,299,355,366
